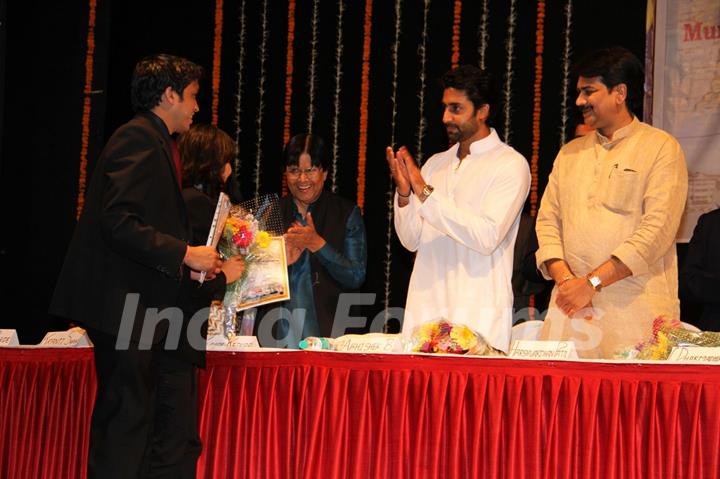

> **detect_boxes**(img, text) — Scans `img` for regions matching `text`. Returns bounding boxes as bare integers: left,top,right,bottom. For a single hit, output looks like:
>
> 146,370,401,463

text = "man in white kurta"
387,65,530,352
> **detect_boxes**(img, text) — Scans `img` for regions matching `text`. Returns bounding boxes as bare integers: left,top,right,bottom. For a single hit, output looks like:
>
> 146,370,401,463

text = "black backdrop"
3,0,674,343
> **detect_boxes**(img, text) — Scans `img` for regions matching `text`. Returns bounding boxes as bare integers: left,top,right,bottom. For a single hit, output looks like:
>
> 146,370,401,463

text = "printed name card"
509,340,579,360
0,329,19,347
333,334,403,354
668,346,720,363
206,335,260,351
39,330,92,348
227,336,260,350
205,334,229,350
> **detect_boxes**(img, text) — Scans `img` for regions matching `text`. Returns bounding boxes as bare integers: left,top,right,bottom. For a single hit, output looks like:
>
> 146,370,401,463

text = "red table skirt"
2,348,720,478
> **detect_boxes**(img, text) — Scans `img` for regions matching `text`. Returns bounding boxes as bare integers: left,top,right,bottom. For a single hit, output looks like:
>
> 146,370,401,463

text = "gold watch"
418,184,434,203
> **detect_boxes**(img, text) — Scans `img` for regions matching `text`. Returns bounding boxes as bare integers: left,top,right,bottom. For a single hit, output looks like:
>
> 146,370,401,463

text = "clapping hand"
285,212,326,253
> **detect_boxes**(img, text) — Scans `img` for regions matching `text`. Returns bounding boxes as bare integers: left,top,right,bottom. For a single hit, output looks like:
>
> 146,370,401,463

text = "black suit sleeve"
99,126,187,273
681,213,720,304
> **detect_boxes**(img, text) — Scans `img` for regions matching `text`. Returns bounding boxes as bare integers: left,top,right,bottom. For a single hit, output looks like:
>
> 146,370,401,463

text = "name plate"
509,340,578,360
206,335,260,351
668,346,720,363
227,336,260,350
39,330,92,348
205,334,229,349
333,334,403,353
0,329,19,347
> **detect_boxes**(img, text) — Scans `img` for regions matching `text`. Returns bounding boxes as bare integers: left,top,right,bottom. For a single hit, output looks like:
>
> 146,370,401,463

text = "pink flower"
232,226,253,248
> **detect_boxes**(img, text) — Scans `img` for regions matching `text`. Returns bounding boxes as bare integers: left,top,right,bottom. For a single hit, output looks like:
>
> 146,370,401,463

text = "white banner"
650,0,720,241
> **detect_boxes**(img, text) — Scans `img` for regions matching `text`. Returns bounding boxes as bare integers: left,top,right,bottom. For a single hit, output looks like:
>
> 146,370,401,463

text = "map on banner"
651,0,720,241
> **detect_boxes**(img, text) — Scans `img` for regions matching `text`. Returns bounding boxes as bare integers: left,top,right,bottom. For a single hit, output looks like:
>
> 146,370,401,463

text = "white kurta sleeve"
417,154,530,255
393,191,424,252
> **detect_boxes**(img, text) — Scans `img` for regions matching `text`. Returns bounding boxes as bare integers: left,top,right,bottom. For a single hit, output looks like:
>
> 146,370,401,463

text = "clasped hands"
386,146,426,200
555,276,595,318
283,212,326,265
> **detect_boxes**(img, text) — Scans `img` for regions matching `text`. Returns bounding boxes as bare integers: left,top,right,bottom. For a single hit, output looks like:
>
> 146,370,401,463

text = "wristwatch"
418,184,434,203
586,274,602,292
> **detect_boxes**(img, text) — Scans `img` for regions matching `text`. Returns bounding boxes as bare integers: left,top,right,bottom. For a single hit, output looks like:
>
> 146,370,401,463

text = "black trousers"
86,328,202,479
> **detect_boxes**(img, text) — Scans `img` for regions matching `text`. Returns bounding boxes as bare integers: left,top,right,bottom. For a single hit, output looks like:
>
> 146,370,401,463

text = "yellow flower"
418,321,439,339
256,230,271,248
450,325,477,349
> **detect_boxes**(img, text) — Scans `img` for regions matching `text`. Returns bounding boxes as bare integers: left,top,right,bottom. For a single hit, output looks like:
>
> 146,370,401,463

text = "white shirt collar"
467,128,502,156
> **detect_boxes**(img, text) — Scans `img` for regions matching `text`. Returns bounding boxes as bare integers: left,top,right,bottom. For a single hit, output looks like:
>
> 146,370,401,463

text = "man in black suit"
50,54,221,479
681,207,720,331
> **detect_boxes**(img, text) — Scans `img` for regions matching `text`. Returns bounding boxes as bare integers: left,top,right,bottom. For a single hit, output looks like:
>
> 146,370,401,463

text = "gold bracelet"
557,275,574,286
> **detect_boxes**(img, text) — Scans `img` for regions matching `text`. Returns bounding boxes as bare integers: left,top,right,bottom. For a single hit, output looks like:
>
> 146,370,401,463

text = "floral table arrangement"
408,319,503,356
632,316,720,360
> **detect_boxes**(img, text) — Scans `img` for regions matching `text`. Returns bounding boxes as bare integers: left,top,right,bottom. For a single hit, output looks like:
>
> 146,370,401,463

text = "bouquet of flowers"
218,194,289,311
408,318,502,356
632,316,720,360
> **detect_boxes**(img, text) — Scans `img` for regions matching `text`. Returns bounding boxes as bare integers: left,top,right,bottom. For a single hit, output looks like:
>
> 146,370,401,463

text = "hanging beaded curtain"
329,1,345,193
69,0,651,332
205,0,605,323
252,0,270,198
381,0,404,327
232,0,247,178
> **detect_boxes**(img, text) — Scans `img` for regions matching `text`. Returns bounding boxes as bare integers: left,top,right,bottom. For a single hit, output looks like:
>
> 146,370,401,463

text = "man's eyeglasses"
286,166,322,178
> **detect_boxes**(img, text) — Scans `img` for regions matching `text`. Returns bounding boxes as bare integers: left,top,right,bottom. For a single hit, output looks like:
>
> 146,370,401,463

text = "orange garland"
529,0,545,318
76,0,97,219
281,0,296,196
211,0,224,126
451,0,462,68
356,0,373,212
530,0,544,217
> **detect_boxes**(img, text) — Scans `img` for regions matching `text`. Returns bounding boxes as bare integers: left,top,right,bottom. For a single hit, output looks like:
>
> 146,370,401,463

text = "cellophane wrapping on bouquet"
218,194,289,312
408,318,504,356
632,316,720,360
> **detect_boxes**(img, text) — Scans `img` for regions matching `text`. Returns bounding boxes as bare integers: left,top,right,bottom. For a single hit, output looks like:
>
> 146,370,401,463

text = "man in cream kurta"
536,47,688,358
387,66,530,352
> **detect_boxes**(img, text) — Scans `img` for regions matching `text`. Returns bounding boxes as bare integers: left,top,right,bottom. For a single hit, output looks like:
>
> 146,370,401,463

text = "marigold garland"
528,0,546,319
211,0,223,126
530,0,544,218
281,0,296,196
356,0,373,212
76,0,97,219
451,0,462,68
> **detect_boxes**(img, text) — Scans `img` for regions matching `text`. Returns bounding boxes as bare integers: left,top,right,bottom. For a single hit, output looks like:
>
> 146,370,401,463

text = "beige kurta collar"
596,116,640,149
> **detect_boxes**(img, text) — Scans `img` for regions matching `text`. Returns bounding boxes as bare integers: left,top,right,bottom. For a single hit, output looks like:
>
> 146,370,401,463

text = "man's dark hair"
282,133,329,171
440,65,498,122
130,54,204,113
572,46,644,116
